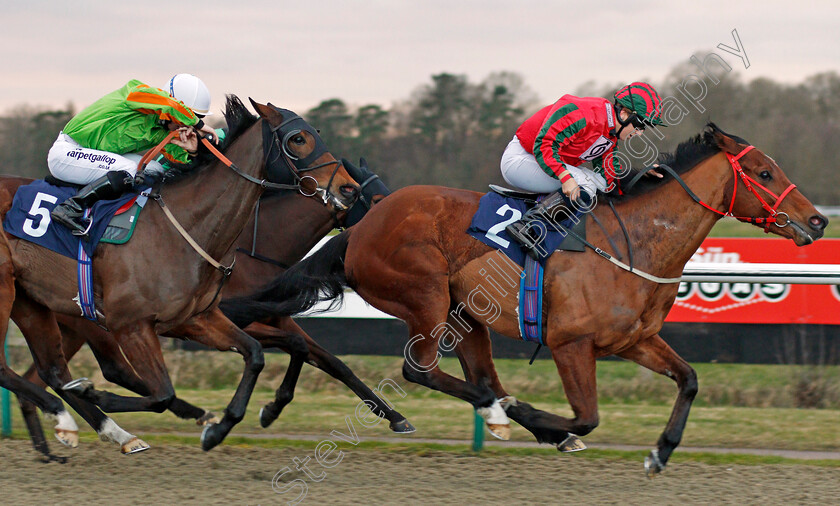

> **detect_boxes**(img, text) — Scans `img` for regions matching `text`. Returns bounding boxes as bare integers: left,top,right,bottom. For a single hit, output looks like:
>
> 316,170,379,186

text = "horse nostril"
809,215,827,231
340,184,359,199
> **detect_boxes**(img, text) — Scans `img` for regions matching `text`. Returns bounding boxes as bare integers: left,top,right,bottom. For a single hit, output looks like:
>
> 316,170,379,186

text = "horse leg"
349,243,507,437
494,337,603,452
17,326,86,463
0,357,79,452
74,319,215,425
448,316,527,440
12,296,150,455
617,334,698,477
64,320,177,417
0,264,82,453
399,311,510,440
251,317,414,433
449,313,508,395
448,314,583,449
172,308,265,451
238,321,308,428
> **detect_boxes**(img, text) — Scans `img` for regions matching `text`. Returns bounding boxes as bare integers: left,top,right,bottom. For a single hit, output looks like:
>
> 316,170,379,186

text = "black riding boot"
50,170,134,236
505,191,569,259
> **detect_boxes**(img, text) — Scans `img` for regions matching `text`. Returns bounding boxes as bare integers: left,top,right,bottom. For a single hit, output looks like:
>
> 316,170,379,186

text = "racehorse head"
249,99,359,213
340,157,392,228
707,124,828,245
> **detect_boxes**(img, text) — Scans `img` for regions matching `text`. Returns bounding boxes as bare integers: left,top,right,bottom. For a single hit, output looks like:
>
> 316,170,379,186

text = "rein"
626,146,796,231
199,135,304,192
582,145,797,284
136,121,347,289
555,222,682,284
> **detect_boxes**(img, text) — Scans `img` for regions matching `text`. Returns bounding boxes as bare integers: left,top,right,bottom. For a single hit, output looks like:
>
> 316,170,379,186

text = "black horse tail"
220,231,350,328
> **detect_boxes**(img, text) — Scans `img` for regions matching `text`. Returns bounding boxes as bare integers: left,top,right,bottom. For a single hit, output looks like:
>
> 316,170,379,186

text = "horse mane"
161,95,258,182
222,94,259,140
607,122,750,200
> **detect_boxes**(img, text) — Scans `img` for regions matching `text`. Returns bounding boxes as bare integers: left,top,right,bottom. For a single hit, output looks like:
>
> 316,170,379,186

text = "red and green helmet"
614,82,666,126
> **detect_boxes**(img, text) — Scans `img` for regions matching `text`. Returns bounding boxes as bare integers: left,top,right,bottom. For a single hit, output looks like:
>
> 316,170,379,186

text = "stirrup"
70,218,93,238
505,221,543,260
52,207,92,238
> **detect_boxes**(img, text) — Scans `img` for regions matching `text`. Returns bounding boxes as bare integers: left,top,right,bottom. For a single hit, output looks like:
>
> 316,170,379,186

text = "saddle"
45,174,147,245
488,184,542,203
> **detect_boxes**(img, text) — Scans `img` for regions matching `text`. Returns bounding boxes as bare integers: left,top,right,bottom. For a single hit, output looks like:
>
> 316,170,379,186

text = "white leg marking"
476,399,509,425
98,418,135,446
54,410,79,432
477,399,512,440
50,410,80,448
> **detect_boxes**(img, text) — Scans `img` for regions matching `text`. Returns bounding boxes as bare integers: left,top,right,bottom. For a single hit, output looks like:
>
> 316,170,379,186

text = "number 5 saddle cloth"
3,179,146,259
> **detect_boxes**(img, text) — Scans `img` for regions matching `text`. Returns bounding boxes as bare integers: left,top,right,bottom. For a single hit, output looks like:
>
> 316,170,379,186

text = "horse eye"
759,170,772,181
292,134,306,145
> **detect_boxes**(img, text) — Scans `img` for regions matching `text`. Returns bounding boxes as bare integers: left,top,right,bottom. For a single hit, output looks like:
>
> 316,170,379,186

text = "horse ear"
707,123,742,155
249,98,285,126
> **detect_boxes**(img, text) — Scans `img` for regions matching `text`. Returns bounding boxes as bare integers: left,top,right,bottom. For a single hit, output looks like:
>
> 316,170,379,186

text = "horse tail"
220,230,350,327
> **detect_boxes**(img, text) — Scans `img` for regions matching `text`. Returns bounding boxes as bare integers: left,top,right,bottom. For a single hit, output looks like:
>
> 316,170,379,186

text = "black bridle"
262,108,358,213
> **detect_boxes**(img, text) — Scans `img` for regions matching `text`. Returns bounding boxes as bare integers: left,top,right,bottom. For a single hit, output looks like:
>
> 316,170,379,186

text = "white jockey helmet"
168,74,212,116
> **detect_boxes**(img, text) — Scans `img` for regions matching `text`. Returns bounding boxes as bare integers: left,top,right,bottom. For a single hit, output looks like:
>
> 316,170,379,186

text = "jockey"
48,74,218,236
501,82,666,257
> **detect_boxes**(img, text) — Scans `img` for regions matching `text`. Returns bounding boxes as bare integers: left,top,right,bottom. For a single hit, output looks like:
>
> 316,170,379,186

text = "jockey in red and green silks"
501,82,667,259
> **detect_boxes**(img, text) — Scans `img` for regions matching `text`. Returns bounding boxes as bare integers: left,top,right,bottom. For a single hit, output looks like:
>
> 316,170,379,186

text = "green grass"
9,348,837,409
5,431,836,469
4,350,839,453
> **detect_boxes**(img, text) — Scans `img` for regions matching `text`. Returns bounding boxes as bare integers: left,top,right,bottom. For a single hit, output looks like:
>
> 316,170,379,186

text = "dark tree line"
0,104,75,178
2,63,839,203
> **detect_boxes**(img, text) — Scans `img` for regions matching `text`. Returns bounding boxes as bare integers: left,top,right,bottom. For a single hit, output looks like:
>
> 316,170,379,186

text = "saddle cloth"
3,180,146,258
466,191,586,268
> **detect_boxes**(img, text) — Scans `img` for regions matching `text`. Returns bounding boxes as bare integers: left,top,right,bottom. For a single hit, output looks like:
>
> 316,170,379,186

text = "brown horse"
15,160,412,462
0,96,358,454
223,124,827,475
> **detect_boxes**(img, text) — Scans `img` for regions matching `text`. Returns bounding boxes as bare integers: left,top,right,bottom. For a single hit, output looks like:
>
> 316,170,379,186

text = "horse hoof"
121,437,151,455
557,434,586,452
644,449,664,478
196,411,221,426
389,418,416,434
42,454,69,464
54,429,79,448
62,377,94,395
477,399,510,440
259,406,278,428
200,423,227,451
487,423,511,441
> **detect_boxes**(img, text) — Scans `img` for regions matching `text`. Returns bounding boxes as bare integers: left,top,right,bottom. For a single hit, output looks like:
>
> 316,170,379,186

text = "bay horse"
15,160,412,462
223,124,827,475
0,95,359,454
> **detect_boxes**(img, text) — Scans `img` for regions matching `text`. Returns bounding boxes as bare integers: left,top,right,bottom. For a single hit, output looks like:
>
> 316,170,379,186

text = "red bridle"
695,146,797,232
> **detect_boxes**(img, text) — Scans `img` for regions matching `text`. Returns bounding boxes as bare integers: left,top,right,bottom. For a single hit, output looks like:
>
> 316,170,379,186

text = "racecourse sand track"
1,440,839,505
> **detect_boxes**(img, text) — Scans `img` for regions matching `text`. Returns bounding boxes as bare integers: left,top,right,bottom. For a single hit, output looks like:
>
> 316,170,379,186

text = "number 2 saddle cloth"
466,187,588,344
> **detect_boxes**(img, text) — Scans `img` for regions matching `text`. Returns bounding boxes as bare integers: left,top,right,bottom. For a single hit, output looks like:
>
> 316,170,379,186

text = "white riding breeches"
47,132,164,185
500,135,606,197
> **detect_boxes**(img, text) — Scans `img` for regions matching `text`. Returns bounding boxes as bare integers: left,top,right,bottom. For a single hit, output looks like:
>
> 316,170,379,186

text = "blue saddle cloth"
466,192,583,268
3,180,140,258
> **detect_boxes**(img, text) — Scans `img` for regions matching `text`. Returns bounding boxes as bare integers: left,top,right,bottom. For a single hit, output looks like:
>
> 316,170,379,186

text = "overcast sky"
1,0,837,116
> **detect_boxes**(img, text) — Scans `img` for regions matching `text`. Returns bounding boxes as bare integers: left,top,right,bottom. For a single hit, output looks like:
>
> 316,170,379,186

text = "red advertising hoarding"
667,238,840,324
